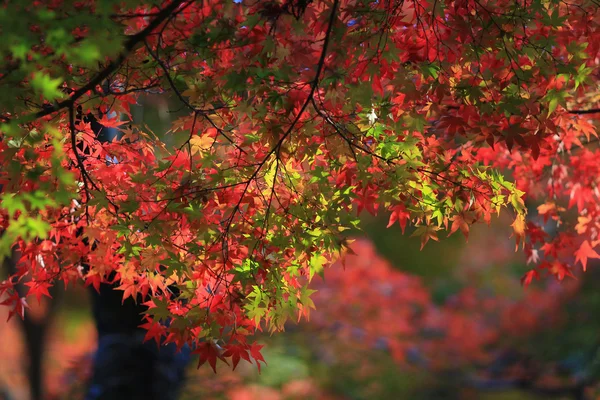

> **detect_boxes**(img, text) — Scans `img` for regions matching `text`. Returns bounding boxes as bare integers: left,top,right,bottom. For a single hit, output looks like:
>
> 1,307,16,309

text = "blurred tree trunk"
2,249,61,400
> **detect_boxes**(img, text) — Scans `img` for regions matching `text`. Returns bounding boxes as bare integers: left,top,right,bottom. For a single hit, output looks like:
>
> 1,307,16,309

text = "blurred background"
2,96,600,400
2,211,600,400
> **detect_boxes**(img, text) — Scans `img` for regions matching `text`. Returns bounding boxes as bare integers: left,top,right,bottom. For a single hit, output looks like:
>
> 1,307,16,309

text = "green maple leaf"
31,72,65,102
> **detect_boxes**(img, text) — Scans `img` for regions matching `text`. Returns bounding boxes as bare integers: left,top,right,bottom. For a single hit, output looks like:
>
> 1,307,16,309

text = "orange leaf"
549,261,575,281
449,214,470,240
574,240,600,271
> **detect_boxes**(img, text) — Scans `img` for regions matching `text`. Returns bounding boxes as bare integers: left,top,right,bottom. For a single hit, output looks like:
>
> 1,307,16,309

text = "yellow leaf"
576,216,592,234
189,134,214,154
510,214,526,251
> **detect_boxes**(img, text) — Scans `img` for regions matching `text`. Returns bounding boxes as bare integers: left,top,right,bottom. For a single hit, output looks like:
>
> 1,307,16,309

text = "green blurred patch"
360,214,465,282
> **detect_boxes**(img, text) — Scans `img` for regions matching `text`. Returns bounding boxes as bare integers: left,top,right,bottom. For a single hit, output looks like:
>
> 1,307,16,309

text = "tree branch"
567,108,600,115
3,0,185,124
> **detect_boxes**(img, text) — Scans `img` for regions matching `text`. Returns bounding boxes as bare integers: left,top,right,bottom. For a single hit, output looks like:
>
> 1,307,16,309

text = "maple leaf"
411,225,440,250
222,343,251,371
97,115,128,129
139,319,166,347
116,282,138,304
24,281,53,304
392,92,406,106
510,214,527,251
84,273,102,293
521,269,539,287
525,246,540,265
574,240,600,271
387,204,410,233
354,187,379,216
0,294,29,321
298,287,317,321
189,134,215,154
575,216,592,234
549,261,575,281
195,341,228,373
448,214,470,240
249,342,266,373
372,74,384,97
537,202,564,223
140,248,165,269
208,293,224,313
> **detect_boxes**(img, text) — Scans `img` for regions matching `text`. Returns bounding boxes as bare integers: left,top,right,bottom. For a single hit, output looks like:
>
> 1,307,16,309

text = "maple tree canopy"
1,0,599,371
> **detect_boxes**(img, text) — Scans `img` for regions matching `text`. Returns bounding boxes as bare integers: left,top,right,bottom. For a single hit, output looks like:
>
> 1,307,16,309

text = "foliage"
1,0,600,371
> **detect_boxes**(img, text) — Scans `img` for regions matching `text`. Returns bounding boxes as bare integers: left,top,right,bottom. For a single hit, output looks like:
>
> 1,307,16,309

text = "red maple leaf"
97,115,128,129
139,319,166,347
24,281,53,304
387,204,410,233
222,343,251,370
249,342,267,373
355,187,379,216
549,261,575,281
520,269,539,287
0,293,29,321
194,341,228,373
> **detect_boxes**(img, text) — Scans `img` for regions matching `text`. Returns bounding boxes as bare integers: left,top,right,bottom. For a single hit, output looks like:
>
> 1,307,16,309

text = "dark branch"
567,108,600,115
4,0,185,124
142,40,246,153
219,0,340,246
